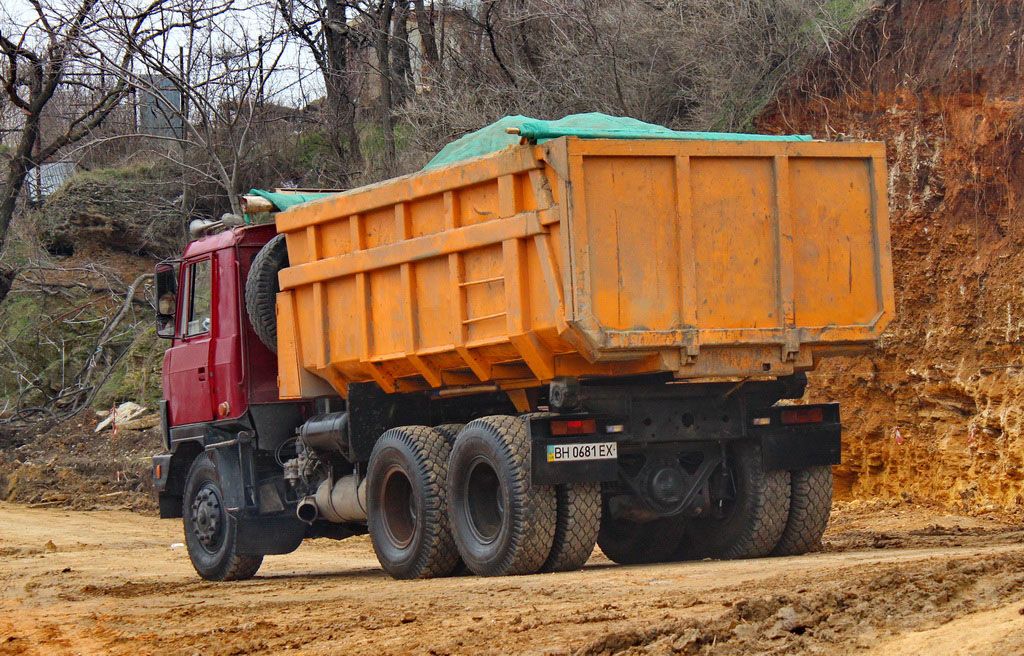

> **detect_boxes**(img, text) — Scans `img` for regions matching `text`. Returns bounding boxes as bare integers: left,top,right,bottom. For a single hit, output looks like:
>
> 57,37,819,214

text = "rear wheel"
541,482,601,572
432,424,468,573
771,466,833,556
183,454,262,581
519,412,601,572
367,426,460,579
684,441,790,560
433,424,464,446
447,416,556,576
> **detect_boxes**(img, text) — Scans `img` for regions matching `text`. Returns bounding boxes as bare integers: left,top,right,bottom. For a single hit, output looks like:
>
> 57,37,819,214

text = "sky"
0,0,327,108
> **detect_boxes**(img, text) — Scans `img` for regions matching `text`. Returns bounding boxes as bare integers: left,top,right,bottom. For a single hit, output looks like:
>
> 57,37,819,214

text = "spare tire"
245,234,288,352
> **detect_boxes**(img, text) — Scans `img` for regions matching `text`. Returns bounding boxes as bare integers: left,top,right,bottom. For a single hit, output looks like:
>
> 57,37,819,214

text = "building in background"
138,75,185,140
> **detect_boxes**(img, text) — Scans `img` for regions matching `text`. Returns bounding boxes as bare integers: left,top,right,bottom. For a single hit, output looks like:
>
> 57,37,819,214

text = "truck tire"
684,441,790,560
245,234,288,352
771,466,833,556
433,424,464,446
367,426,460,579
541,482,601,572
447,416,556,576
430,425,469,573
597,499,687,565
182,454,263,581
515,412,599,572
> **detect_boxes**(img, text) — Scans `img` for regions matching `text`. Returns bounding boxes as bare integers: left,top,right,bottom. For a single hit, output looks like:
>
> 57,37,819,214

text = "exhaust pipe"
295,474,367,524
296,497,319,523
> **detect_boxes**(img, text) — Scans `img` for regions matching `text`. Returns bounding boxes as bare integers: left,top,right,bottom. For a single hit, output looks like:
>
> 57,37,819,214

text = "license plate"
546,442,618,463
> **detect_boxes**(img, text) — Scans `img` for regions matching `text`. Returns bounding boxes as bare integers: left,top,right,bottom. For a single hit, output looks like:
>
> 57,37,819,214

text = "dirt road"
1,500,1023,656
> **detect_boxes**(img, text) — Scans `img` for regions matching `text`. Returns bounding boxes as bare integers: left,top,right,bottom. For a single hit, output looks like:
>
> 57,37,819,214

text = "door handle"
197,366,207,382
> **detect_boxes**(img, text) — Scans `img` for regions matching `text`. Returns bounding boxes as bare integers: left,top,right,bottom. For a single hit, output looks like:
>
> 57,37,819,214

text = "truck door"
163,257,215,425
207,250,247,419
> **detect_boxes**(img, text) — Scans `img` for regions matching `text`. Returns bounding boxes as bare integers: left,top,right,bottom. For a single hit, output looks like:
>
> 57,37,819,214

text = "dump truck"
152,116,893,581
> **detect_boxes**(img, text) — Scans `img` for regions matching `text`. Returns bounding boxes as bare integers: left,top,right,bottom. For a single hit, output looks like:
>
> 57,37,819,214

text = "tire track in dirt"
1,502,1023,655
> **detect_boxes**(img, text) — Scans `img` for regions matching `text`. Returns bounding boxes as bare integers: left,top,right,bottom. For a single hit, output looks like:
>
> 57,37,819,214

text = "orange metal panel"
276,290,336,399
690,155,779,330
790,157,879,327
274,137,893,398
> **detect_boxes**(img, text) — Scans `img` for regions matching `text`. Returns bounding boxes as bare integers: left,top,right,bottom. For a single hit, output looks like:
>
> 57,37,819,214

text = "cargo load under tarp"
423,112,812,169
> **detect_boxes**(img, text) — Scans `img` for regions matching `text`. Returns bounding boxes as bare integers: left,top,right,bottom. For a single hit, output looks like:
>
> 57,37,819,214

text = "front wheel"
182,454,263,581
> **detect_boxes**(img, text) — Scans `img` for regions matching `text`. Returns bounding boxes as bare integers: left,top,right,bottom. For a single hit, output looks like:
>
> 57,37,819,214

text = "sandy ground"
1,500,1023,656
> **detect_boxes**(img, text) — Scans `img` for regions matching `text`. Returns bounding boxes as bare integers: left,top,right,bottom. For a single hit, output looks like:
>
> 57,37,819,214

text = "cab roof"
181,223,277,259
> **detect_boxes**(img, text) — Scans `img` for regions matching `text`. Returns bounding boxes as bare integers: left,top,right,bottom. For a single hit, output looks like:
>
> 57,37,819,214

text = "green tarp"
250,114,812,213
423,112,812,170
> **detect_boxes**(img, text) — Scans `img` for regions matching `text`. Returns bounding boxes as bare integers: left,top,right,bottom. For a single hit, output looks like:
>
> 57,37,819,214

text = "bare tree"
399,0,870,169
92,2,297,218
351,0,435,179
0,260,154,424
391,0,413,107
412,0,438,71
277,0,432,182
0,0,175,306
363,0,397,174
277,0,365,182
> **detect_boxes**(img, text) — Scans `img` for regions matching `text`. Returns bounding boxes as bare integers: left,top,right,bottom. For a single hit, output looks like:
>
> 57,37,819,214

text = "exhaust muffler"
296,474,367,524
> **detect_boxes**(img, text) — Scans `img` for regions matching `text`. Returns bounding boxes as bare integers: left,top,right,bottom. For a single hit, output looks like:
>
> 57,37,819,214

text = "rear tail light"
550,419,598,436
780,407,825,425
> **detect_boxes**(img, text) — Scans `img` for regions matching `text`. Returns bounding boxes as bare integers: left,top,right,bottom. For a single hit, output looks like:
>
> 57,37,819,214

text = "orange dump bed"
274,137,893,399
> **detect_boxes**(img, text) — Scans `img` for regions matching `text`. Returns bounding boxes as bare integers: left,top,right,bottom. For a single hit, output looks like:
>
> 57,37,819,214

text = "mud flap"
208,442,253,511
154,452,186,519
234,514,306,555
747,403,841,471
152,453,172,492
758,425,841,471
205,435,307,556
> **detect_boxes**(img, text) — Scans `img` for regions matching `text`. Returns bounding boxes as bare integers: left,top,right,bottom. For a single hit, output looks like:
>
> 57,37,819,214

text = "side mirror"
155,262,179,338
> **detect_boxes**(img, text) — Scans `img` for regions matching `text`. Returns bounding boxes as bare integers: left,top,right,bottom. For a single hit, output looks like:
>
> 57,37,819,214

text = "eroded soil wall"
758,0,1024,511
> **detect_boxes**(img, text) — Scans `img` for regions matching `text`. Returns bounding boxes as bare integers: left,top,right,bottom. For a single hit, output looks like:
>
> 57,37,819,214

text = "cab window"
182,259,212,336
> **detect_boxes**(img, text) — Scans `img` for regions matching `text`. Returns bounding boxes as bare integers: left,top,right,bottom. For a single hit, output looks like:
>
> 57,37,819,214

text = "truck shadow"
255,567,386,582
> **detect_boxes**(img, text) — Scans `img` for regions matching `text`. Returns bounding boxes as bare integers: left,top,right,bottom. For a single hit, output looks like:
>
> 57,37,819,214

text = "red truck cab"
159,224,279,428
152,224,310,559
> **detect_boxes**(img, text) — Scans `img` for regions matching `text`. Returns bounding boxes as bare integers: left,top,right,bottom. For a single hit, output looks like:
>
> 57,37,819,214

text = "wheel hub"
465,457,503,544
382,466,417,548
191,485,224,551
